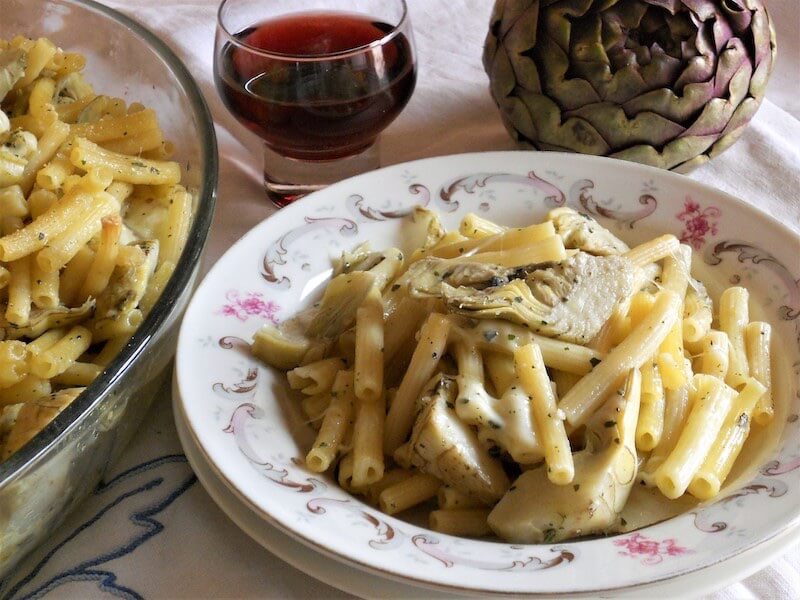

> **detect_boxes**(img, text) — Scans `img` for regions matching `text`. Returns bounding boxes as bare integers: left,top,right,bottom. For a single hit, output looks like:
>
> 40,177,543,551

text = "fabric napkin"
3,1,798,598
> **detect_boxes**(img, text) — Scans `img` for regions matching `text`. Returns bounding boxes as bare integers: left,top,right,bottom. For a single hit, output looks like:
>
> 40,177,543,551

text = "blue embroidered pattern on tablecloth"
1,454,196,600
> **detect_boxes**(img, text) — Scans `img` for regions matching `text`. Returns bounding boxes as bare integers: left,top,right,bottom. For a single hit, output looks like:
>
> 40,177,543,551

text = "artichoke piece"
0,48,26,103
333,242,375,275
250,306,332,371
548,207,629,256
394,375,510,505
94,241,159,321
1,388,84,460
124,194,168,240
444,253,635,344
2,130,37,160
333,243,404,292
75,95,125,123
407,257,517,298
404,206,446,251
0,129,37,186
54,72,94,104
2,299,95,340
252,324,311,371
449,338,543,465
488,371,641,543
306,271,375,339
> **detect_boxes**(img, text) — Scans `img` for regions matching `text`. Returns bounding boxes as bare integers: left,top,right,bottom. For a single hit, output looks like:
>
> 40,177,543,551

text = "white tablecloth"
5,1,799,597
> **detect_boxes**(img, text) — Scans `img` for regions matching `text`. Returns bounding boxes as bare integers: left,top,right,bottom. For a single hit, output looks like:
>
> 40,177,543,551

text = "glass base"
263,143,379,207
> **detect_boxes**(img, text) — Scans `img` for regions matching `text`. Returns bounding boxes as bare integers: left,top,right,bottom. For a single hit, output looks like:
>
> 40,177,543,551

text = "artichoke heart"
0,130,37,187
407,257,517,298
333,242,376,275
251,323,311,371
1,388,84,460
1,299,95,340
488,372,641,543
0,48,26,103
54,72,94,104
444,253,635,344
548,207,629,255
2,130,37,160
394,375,510,505
306,271,376,339
406,206,446,251
250,270,371,370
333,243,404,292
95,240,159,321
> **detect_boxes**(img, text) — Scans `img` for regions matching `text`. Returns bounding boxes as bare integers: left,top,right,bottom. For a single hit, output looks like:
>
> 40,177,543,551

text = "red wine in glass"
216,12,416,162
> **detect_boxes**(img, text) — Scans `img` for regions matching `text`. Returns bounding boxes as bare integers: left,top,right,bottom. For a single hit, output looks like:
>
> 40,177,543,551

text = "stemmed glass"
214,0,416,207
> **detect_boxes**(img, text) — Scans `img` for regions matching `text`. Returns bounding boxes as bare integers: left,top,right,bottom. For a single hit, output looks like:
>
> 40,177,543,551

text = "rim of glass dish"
216,0,410,61
0,0,219,485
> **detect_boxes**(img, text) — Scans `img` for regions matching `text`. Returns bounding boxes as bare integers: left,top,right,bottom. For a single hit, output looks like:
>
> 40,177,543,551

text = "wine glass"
214,0,416,207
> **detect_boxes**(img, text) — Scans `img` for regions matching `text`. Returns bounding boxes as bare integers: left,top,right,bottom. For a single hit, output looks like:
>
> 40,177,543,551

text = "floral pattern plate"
175,152,800,595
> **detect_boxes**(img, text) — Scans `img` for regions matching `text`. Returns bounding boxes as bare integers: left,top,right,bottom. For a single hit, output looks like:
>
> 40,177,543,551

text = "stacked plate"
174,152,800,597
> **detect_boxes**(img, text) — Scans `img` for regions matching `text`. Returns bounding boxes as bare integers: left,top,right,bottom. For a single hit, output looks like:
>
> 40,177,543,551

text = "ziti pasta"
0,35,193,461
252,206,779,543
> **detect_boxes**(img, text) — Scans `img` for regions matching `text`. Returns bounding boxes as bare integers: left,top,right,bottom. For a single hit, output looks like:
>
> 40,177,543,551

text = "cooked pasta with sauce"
252,205,778,543
0,35,192,461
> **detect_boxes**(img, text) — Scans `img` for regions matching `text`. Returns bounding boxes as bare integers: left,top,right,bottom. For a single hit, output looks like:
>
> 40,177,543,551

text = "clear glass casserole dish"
0,0,218,575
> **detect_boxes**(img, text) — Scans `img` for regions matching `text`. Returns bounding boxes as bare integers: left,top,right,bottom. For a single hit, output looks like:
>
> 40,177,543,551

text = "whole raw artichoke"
483,0,776,172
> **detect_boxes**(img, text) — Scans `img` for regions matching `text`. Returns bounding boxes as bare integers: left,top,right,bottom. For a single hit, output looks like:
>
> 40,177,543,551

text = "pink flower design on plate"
613,533,692,565
219,290,279,323
676,196,721,250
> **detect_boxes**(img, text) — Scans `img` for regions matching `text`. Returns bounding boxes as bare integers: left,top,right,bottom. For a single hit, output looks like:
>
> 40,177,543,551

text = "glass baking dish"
0,0,217,575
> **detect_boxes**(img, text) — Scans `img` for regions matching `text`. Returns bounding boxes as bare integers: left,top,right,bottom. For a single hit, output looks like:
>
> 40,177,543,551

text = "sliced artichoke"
548,207,629,256
0,128,37,186
75,95,124,123
2,129,37,160
54,71,94,104
333,242,374,275
444,253,635,344
404,206,446,251
306,271,375,339
333,243,404,292
1,299,95,340
449,351,543,464
251,324,312,371
406,257,517,298
124,195,168,240
0,48,26,103
1,388,84,460
488,371,641,543
94,241,159,321
394,375,511,504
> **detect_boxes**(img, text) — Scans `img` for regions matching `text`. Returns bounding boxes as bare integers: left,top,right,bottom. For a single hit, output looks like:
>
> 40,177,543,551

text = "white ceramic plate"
175,152,800,596
172,376,800,599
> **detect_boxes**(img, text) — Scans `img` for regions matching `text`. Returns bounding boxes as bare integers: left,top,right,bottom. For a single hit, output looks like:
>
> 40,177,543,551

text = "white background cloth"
5,0,800,598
